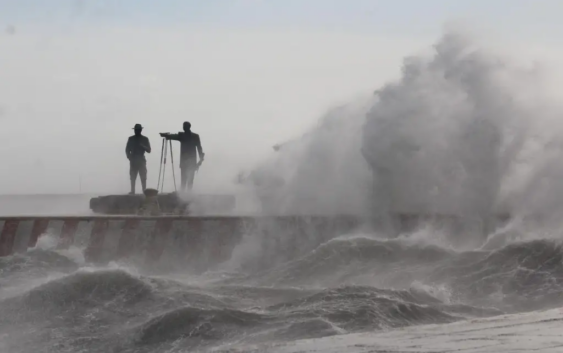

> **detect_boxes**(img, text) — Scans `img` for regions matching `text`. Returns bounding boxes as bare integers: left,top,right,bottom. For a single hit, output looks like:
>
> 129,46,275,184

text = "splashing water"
3,29,563,353
242,30,563,233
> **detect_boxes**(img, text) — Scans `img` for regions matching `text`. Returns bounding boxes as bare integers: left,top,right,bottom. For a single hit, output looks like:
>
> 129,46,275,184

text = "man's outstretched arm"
160,132,181,141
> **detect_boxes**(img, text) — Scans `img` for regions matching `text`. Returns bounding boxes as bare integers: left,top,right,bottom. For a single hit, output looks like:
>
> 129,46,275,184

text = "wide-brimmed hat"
133,124,143,129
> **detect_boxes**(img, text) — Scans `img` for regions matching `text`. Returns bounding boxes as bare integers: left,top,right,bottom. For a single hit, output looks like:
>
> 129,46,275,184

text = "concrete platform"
221,308,563,352
89,193,236,215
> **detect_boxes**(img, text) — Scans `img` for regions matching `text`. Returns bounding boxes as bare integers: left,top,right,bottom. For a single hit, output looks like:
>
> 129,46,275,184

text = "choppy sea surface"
5,27,563,352
0,222,562,353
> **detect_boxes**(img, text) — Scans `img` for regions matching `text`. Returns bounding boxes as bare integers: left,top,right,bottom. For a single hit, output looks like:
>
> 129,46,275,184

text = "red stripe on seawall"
28,219,50,248
0,220,19,256
146,219,173,263
116,219,140,259
84,219,108,263
58,219,79,249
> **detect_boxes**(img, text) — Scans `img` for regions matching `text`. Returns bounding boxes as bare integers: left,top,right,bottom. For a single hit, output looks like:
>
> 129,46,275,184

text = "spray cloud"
242,29,563,223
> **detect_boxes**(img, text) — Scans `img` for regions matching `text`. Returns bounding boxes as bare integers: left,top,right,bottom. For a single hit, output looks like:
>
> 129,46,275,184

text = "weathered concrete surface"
0,215,363,270
221,308,563,353
89,193,236,215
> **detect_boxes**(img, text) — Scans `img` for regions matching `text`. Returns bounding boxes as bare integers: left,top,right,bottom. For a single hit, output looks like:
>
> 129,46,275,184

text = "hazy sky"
1,0,563,194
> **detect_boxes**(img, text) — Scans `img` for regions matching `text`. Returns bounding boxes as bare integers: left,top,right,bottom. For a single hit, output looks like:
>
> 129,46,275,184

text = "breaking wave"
3,29,563,353
240,29,563,225
1,235,561,352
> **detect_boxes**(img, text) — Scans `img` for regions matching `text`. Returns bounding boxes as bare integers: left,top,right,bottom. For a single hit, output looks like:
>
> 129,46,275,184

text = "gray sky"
1,0,563,194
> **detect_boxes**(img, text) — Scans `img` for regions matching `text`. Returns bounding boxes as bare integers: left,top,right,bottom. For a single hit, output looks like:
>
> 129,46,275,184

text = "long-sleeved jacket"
126,135,151,161
167,132,204,163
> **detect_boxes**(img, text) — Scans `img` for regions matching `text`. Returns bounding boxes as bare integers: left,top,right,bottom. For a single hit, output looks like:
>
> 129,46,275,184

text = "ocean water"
0,227,561,353
3,29,563,353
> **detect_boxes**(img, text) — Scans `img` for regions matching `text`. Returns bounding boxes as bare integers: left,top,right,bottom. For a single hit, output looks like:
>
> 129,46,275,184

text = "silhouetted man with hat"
160,121,204,191
126,124,151,194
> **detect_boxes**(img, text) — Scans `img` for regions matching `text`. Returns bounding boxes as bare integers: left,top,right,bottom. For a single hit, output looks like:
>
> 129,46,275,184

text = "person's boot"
141,178,147,193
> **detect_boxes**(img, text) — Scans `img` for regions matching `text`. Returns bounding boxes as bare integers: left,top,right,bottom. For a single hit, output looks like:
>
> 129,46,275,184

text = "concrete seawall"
0,214,517,271
0,216,364,270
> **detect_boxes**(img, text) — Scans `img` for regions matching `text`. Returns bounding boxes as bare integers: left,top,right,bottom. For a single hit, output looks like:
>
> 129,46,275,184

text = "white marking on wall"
101,220,126,262
13,220,34,253
35,220,64,250
74,220,94,249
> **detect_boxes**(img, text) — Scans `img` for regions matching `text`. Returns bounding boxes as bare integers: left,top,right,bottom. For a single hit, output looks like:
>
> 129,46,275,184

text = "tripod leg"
161,140,168,193
169,140,177,192
157,138,165,191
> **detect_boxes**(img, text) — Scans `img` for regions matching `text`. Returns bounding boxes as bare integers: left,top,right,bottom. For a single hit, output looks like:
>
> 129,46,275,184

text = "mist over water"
3,28,563,352
237,99,374,216
241,30,563,226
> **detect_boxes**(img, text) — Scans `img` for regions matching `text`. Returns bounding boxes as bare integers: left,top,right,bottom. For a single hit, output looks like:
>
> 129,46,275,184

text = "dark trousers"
130,159,147,192
180,159,197,191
